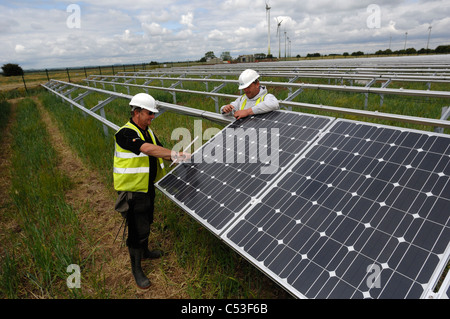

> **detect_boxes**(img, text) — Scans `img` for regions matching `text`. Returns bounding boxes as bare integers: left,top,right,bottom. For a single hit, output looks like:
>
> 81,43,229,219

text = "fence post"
46,69,50,81
21,72,28,94
66,68,71,82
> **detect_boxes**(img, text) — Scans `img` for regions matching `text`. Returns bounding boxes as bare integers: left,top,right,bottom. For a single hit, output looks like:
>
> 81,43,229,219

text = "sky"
1,0,449,70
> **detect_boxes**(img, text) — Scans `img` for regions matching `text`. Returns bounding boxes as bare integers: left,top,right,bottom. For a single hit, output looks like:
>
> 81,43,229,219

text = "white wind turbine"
266,1,271,57
276,18,283,59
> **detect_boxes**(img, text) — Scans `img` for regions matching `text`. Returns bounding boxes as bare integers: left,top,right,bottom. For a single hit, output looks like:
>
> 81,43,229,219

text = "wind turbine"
266,1,271,57
404,31,408,50
426,25,432,51
276,18,283,59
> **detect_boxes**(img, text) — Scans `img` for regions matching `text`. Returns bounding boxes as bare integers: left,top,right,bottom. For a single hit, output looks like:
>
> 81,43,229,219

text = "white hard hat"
238,69,260,90
129,93,159,113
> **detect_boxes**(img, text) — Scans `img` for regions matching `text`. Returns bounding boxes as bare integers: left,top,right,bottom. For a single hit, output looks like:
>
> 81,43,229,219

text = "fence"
0,61,198,95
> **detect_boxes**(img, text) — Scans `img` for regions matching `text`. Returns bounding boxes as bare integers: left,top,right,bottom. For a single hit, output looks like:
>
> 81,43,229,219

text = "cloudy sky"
1,0,449,70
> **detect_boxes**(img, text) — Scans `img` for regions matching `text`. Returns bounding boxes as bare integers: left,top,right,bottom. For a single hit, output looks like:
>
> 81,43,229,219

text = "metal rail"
116,70,450,82
43,79,450,130
85,75,450,99
42,80,233,127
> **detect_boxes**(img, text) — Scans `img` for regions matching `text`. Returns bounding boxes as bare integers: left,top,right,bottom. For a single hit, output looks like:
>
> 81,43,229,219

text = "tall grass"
0,98,83,298
0,100,11,137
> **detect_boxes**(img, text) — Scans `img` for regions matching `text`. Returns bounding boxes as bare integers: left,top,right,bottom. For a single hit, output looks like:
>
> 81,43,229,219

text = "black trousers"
125,185,155,249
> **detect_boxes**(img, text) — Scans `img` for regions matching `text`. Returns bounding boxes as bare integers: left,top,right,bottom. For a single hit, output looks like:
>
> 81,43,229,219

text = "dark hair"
130,106,141,116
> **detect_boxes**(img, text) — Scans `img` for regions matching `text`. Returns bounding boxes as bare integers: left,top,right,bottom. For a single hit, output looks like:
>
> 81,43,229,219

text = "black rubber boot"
142,238,164,260
128,247,150,289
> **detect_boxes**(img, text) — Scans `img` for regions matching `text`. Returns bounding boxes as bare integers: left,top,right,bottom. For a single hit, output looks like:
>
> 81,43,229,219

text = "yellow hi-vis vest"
240,93,268,110
113,122,166,193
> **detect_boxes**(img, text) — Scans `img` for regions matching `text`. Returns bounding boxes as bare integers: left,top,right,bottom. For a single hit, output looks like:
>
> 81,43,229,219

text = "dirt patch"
33,97,190,298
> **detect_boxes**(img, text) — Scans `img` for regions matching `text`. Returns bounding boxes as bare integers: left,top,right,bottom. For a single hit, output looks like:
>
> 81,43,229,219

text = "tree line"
306,45,450,58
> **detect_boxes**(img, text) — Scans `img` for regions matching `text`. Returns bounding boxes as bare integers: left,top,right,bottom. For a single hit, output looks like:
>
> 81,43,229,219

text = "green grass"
0,100,11,138
0,98,84,298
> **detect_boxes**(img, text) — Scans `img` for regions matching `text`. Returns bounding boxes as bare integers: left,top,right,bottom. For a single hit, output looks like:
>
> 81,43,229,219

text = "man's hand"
221,104,235,114
233,108,254,120
170,151,192,165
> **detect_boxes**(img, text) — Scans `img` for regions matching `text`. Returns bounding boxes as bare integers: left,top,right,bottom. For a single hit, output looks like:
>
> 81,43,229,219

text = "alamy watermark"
366,264,382,289
366,4,381,29
171,120,280,175
66,4,81,29
66,264,81,289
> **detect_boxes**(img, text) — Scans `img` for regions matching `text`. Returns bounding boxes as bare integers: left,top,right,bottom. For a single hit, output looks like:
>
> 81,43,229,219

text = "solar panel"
156,110,333,235
223,119,450,299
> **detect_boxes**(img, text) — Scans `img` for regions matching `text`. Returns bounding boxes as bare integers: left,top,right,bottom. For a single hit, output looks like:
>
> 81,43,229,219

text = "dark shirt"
115,118,162,185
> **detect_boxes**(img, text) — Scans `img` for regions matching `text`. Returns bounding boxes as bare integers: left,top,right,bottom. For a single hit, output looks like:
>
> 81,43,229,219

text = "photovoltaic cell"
224,119,450,299
156,111,333,235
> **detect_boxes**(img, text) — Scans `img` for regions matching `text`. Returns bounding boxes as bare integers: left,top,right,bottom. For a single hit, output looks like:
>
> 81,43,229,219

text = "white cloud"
180,12,194,28
0,0,449,69
142,22,171,37
15,44,26,53
207,29,225,41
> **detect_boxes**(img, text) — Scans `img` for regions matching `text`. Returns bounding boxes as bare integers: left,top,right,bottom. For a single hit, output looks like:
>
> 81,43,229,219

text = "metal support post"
379,79,392,107
434,106,450,134
364,78,377,110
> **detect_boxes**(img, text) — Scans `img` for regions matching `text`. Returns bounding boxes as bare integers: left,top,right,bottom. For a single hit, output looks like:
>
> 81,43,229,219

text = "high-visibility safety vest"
240,93,268,110
113,121,166,193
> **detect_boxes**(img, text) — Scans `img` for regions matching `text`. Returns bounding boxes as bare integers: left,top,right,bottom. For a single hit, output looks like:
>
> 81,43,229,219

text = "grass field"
0,61,449,299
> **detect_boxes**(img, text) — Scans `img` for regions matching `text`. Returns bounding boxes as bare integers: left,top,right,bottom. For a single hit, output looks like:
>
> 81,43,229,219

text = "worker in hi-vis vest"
220,69,279,120
113,93,190,289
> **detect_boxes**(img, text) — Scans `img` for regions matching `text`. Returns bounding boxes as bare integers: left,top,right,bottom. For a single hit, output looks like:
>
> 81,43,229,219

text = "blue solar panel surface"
157,112,450,299
157,111,333,234
224,119,450,298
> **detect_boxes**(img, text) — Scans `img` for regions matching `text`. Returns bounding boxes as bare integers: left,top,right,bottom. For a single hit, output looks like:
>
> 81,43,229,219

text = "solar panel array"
156,111,450,299
157,111,333,235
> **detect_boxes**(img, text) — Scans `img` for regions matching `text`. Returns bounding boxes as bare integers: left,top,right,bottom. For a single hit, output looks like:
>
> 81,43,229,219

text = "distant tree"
375,49,393,55
418,48,433,54
220,51,232,61
435,45,450,54
2,63,24,76
351,51,364,56
204,51,216,60
343,52,349,56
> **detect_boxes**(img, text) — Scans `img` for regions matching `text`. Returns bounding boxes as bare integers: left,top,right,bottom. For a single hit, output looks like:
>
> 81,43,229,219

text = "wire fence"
0,61,195,96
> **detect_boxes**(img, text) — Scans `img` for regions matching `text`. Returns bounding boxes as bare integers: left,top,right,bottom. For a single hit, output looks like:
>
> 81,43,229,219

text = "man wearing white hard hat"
220,69,279,120
113,93,190,289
